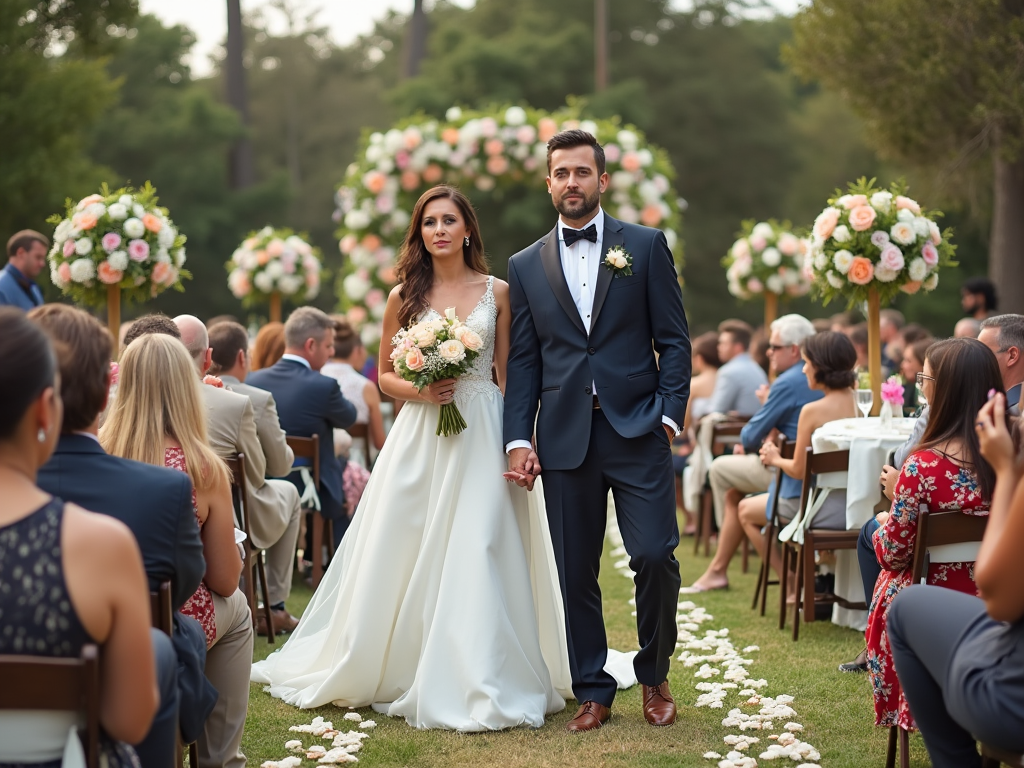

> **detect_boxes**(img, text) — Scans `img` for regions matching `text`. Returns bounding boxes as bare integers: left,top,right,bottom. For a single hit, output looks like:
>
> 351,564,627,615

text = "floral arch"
333,105,684,347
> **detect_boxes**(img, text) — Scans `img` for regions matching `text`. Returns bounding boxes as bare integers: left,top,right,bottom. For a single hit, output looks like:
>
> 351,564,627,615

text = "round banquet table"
810,416,917,630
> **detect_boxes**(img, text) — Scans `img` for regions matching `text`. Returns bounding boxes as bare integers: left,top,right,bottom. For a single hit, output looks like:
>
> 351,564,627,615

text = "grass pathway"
244,526,933,767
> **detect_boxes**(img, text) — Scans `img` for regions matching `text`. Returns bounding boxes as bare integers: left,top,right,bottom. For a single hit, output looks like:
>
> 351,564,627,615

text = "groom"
504,130,691,731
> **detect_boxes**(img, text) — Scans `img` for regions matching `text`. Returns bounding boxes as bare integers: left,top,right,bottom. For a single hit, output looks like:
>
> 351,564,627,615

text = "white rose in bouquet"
254,271,274,293
752,222,774,240
833,250,854,274
832,225,852,243
438,339,467,363
158,226,177,249
123,217,146,238
74,238,93,255
761,247,781,268
870,191,893,212
765,274,784,294
908,257,928,281
108,251,129,271
70,258,96,283
107,203,128,220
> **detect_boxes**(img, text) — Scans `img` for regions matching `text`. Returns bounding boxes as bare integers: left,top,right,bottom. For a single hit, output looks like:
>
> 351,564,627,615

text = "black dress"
0,498,139,768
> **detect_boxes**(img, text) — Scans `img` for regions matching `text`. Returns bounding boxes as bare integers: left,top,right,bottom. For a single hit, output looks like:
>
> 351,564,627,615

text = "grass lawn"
243,524,933,767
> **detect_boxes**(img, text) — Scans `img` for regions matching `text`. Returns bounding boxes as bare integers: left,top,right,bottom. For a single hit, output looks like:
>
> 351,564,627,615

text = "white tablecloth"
810,417,916,630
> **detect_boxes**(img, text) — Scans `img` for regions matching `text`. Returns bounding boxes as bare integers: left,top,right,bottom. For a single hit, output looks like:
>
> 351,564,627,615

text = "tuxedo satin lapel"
539,227,587,336
589,214,623,334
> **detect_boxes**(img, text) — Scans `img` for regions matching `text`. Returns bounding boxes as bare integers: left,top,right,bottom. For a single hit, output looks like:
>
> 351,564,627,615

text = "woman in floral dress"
866,338,1005,729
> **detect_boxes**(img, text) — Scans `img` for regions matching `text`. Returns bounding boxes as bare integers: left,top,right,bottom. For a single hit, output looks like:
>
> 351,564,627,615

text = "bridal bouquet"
390,309,483,436
227,226,322,304
807,178,956,306
722,220,810,299
46,183,189,306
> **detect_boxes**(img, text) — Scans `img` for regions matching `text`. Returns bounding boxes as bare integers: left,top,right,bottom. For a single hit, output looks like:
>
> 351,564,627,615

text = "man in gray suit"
690,321,767,422
207,321,302,634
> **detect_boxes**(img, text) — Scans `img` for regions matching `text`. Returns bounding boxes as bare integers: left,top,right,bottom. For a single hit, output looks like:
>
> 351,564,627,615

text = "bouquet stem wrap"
437,402,468,437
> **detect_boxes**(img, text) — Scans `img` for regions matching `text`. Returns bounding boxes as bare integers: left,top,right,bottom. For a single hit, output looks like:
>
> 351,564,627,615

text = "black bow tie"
562,224,598,247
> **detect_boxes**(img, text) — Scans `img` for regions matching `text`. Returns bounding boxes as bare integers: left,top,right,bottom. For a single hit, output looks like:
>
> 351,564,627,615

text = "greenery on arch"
332,104,684,347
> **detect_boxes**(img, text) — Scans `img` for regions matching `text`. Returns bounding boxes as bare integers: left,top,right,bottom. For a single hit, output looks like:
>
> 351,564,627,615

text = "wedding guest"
900,322,931,346
886,391,1024,768
205,314,239,329
207,320,303,634
31,304,213,766
961,276,997,321
690,320,767,421
0,230,47,310
0,308,157,766
880,308,905,373
899,337,933,413
863,338,999,730
750,330,771,377
682,332,722,433
252,321,286,370
102,334,251,768
811,318,832,334
846,322,870,371
123,313,180,350
978,313,1024,416
745,331,859,592
683,315,818,592
954,317,981,339
321,316,387,457
830,311,857,332
247,308,358,546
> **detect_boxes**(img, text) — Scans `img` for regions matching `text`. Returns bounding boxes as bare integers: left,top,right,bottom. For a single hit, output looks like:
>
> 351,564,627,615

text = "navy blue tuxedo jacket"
246,358,358,519
503,213,691,471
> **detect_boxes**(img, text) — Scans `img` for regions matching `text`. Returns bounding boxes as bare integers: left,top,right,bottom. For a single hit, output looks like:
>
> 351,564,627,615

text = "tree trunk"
403,0,428,79
594,0,608,91
990,150,1024,314
226,0,256,189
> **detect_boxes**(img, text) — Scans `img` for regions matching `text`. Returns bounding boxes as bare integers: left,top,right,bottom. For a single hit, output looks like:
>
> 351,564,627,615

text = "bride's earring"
464,236,470,247
37,428,46,443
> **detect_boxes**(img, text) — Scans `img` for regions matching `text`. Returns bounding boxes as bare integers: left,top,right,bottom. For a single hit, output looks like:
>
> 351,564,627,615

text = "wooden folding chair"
781,448,864,641
346,422,372,469
885,508,990,768
223,453,274,644
0,644,101,768
286,434,332,589
752,436,793,615
694,420,749,558
150,581,198,767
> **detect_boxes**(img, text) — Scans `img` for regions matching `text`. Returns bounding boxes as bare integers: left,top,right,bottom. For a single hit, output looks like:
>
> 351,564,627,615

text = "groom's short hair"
547,130,606,176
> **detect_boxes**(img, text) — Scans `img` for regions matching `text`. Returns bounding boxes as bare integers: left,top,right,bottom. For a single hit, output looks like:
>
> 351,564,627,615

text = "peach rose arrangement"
46,183,189,307
807,178,956,306
226,226,322,306
389,307,483,436
334,104,683,349
722,219,810,300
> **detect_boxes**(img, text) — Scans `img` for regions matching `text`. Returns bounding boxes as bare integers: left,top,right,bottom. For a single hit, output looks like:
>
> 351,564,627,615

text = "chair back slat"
798,448,850,519
910,508,989,584
286,435,320,488
0,645,101,768
711,421,748,456
223,453,249,533
149,580,173,636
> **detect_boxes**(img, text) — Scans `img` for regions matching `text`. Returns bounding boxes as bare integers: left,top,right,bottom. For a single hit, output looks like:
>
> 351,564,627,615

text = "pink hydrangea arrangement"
807,178,956,306
46,183,189,307
226,226,323,306
881,376,905,406
722,219,810,300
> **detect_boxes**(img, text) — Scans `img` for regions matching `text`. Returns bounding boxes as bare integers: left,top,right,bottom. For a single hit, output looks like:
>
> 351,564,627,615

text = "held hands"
758,441,779,467
879,465,899,501
422,378,457,406
504,447,541,491
976,393,1016,477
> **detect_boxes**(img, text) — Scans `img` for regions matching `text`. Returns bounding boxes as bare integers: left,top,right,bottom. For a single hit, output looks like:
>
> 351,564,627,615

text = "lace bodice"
421,276,499,408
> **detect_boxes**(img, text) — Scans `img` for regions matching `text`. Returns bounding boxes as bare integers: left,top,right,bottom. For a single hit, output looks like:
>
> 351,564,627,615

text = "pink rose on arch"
395,150,410,170
405,347,425,372
842,194,869,209
58,263,72,283
879,244,905,272
746,278,764,294
848,205,877,232
102,232,122,253
128,239,150,262
621,152,642,172
870,230,889,248
604,143,621,163
895,195,921,214
62,239,75,257
813,207,840,240
778,233,800,256
365,288,385,307
749,235,767,252
921,242,939,266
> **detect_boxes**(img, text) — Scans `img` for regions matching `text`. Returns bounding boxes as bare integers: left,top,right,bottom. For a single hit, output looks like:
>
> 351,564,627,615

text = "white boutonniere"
603,246,633,277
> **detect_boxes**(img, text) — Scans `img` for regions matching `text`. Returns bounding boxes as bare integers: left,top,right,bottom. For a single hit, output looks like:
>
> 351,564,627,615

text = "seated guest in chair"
0,308,158,767
690,320,767,422
102,334,251,768
32,304,212,768
862,338,999,731
683,315,819,593
886,390,1024,768
207,320,303,635
247,307,358,547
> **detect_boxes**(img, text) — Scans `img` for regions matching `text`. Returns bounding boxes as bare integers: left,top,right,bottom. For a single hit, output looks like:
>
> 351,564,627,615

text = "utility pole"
226,0,256,188
404,0,428,78
595,0,608,91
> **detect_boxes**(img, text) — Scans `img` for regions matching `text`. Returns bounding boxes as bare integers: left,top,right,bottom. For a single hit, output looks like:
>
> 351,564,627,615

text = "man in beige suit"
206,321,302,633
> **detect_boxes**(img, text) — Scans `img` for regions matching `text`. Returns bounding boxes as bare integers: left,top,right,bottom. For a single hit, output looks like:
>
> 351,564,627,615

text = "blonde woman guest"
0,309,157,767
100,334,252,768
322,317,387,461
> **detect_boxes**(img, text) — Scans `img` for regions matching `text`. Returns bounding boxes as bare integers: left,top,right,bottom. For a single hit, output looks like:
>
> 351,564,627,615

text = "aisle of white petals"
260,712,376,766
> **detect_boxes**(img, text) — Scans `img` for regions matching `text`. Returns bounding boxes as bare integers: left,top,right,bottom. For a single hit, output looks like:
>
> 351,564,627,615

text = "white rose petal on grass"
785,722,804,732
703,752,722,760
342,712,362,722
358,720,376,729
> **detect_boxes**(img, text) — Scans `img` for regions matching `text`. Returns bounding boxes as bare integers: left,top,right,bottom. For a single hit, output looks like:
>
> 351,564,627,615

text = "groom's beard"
554,187,601,222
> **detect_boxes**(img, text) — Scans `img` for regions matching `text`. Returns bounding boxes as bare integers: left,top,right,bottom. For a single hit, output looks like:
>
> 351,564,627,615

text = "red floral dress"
866,449,989,729
164,446,217,647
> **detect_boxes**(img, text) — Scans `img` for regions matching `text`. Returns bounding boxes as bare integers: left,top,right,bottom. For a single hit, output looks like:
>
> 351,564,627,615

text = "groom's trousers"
542,409,681,707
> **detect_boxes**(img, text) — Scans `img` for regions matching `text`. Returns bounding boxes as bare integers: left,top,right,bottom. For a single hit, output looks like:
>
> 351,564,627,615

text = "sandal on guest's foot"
838,648,868,673
679,582,729,594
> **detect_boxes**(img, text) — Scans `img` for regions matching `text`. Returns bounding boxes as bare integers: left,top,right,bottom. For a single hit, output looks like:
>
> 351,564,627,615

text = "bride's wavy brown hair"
395,185,488,329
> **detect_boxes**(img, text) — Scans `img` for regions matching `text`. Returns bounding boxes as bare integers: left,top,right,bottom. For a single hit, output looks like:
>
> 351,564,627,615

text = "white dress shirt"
281,353,311,370
506,209,677,455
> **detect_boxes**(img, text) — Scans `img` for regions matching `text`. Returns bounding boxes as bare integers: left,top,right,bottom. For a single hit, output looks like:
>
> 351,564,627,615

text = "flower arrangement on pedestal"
47,183,189,306
333,105,684,347
806,178,956,307
722,220,810,300
226,227,323,318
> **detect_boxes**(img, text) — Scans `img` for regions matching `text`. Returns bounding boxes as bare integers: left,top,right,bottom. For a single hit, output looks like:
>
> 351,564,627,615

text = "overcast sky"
139,0,803,78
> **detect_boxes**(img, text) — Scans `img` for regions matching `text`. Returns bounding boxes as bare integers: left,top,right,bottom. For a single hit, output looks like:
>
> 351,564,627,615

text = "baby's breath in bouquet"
390,308,483,436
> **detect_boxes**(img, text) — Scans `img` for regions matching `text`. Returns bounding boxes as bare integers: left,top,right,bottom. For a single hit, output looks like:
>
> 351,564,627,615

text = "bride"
251,185,573,730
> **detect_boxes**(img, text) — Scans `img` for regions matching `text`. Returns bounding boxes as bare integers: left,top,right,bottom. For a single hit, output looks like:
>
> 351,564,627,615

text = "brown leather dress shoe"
257,608,300,636
565,701,611,732
642,681,676,726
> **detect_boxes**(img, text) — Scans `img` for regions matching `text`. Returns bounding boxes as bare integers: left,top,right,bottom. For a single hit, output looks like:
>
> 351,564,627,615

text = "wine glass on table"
857,389,874,418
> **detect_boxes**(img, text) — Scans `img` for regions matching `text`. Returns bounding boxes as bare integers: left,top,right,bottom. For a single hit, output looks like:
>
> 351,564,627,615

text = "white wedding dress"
251,277,574,731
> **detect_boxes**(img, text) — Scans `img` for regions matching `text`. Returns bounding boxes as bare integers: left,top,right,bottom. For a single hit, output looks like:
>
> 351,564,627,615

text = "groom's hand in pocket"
663,424,675,443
